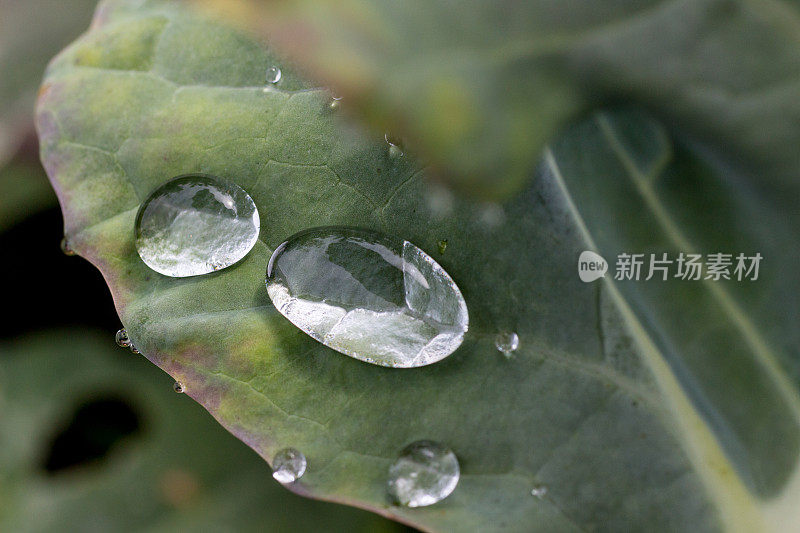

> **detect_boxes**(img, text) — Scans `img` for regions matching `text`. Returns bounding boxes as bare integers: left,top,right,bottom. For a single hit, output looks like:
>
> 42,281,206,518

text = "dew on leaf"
495,331,519,356
329,92,342,110
385,132,404,157
272,448,306,483
60,238,75,256
265,65,281,84
173,381,185,393
115,328,131,348
387,440,460,507
135,174,260,277
266,227,469,368
531,484,548,498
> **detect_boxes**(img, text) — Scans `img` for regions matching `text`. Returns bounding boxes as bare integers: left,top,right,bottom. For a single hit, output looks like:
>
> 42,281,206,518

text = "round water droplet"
531,484,548,498
385,132,404,157
495,331,519,355
173,381,185,393
328,91,342,110
135,174,260,277
129,344,140,355
272,448,306,483
387,440,459,507
266,227,469,368
60,238,75,256
265,65,282,84
115,328,131,348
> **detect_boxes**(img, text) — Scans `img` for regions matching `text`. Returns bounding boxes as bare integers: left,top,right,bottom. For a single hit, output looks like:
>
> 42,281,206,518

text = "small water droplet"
531,484,548,498
328,91,342,110
385,132,404,157
272,448,306,483
173,381,185,393
60,238,75,256
135,174,260,277
129,344,140,354
437,239,448,255
387,440,459,507
115,328,131,348
495,331,519,355
265,65,282,84
266,227,469,368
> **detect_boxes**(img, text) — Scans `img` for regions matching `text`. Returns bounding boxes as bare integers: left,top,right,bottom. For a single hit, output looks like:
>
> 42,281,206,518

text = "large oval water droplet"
135,174,260,277
266,227,468,368
387,440,460,507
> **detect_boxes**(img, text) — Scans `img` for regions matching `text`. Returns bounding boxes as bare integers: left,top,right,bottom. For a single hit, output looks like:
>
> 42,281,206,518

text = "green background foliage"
0,332,405,532
255,0,800,205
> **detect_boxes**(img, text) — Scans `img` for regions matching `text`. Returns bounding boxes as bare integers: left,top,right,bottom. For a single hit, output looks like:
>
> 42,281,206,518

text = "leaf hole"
42,396,142,473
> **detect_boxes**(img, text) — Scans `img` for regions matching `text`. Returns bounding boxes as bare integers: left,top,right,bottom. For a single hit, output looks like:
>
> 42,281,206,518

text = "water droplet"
437,239,448,255
266,227,469,368
495,331,519,355
385,132,404,157
531,484,548,498
272,448,306,483
129,345,140,354
328,92,342,110
173,381,185,393
115,328,131,348
387,440,459,507
265,65,282,84
135,174,260,277
60,238,75,256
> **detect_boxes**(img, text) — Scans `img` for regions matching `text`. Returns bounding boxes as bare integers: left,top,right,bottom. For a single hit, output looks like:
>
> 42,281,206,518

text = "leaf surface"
37,1,800,531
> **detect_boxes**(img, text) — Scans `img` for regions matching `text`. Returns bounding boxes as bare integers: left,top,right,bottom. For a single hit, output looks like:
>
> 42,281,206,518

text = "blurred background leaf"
0,0,97,166
0,0,99,228
251,0,800,203
0,135,56,232
0,330,409,532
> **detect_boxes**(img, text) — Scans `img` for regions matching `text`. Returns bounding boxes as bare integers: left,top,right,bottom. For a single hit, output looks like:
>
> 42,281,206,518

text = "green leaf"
0,330,408,532
37,1,800,531
255,0,800,201
0,0,97,167
0,0,97,226
0,150,56,232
